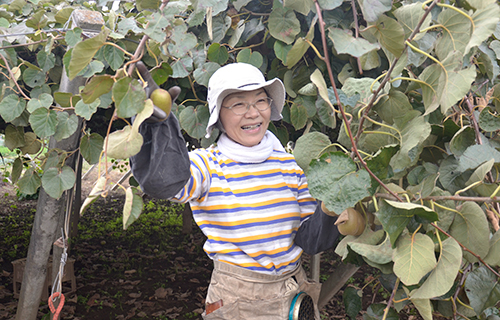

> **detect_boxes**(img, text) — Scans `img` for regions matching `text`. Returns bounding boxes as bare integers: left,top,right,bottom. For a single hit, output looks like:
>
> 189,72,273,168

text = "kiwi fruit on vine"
335,207,365,236
150,88,172,120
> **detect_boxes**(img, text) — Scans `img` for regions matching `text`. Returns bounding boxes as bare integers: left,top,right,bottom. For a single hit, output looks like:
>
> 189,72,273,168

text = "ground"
0,165,422,320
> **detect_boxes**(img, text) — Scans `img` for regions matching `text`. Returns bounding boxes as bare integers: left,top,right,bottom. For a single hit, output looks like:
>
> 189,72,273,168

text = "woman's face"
219,89,271,147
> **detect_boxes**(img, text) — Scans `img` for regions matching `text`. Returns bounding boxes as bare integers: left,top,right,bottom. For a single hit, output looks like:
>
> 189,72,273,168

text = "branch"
354,0,439,142
0,53,30,100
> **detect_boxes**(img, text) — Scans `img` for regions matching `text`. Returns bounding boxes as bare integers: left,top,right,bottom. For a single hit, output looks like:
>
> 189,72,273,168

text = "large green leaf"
237,48,263,68
17,167,41,195
26,93,53,112
268,2,300,44
393,233,437,286
112,77,146,119
370,15,405,58
19,132,41,155
207,43,228,65
103,43,125,71
41,166,76,199
179,105,210,139
393,3,432,41
168,24,197,59
457,144,500,172
410,238,462,299
4,125,25,151
336,229,386,260
479,107,500,132
307,152,371,214
0,94,26,122
68,28,110,80
349,232,393,264
284,0,313,16
435,8,472,60
290,103,307,130
193,62,220,87
80,133,104,165
293,132,332,171
123,186,144,230
366,145,398,194
53,111,78,142
377,200,415,247
410,299,433,320
464,3,500,54
105,125,143,160
29,107,58,138
74,99,100,121
373,90,413,125
356,0,392,23
144,11,171,42
11,158,23,184
81,75,114,104
343,286,363,319
465,158,494,186
449,126,476,157
449,201,490,262
484,230,500,266
364,303,399,320
465,266,500,316
329,27,380,58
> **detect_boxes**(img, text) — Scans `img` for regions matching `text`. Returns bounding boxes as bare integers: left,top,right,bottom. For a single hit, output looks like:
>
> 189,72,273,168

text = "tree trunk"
15,72,86,320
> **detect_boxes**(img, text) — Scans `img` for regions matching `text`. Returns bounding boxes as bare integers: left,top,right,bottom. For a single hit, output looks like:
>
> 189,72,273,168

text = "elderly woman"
130,62,340,320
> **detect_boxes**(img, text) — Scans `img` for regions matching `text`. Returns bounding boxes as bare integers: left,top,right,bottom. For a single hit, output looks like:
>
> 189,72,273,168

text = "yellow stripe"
207,227,298,243
197,196,298,211
223,168,304,179
209,182,296,194
218,252,301,270
197,212,298,227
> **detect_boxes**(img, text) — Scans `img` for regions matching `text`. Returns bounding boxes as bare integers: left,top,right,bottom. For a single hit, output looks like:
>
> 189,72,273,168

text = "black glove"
136,61,181,122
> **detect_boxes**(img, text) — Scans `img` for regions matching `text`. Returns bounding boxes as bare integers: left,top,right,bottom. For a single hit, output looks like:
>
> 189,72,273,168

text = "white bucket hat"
206,63,285,138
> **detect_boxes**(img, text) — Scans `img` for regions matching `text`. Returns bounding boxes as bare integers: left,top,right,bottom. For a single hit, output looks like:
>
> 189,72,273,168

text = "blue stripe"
206,232,295,246
198,216,299,230
208,185,295,198
211,171,302,182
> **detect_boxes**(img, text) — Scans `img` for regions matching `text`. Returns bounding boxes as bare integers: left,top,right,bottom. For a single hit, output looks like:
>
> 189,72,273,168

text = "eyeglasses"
222,97,273,115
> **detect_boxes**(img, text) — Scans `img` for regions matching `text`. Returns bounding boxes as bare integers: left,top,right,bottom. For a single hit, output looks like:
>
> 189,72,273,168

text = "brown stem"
383,277,400,320
354,0,439,143
350,0,363,75
0,36,64,50
0,53,30,100
314,0,404,202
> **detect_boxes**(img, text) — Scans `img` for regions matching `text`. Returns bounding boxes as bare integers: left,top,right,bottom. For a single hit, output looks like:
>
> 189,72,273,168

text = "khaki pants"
202,260,321,320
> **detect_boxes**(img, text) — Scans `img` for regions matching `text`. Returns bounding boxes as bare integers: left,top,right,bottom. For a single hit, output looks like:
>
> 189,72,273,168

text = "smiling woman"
130,62,340,319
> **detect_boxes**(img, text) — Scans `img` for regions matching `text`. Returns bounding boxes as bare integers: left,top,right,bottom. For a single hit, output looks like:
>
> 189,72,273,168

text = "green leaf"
144,11,171,42
377,200,413,247
343,287,362,319
207,43,228,64
105,125,143,159
457,144,500,172
285,37,309,68
17,167,41,196
137,0,160,10
410,238,462,299
373,90,413,125
393,233,437,286
65,28,82,47
150,62,173,86
435,8,472,60
29,107,58,138
449,201,490,262
103,43,125,71
393,3,432,41
466,158,494,186
329,27,380,58
193,62,220,87
80,176,106,215
4,125,25,151
36,51,55,72
290,103,307,130
26,93,53,112
168,24,197,59
41,166,76,199
349,233,393,264
236,48,263,68
123,186,144,230
411,299,433,320
0,94,26,122
464,3,500,54
293,132,332,171
484,230,500,266
294,95,316,117
284,0,313,16
336,229,386,261
11,158,23,184
78,60,105,78
19,132,41,155
370,15,405,58
68,28,110,80
80,133,104,165
81,75,114,104
54,92,80,109
318,0,343,10
390,115,432,172
307,152,371,214
449,126,476,157
117,18,143,36
112,78,146,119
268,3,300,44
366,145,398,194
75,99,100,121
479,107,500,132
179,105,210,139
274,41,293,64
465,266,500,316
54,112,78,142
363,303,399,320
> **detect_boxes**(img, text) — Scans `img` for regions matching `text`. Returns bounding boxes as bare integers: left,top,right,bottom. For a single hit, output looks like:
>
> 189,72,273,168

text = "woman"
130,62,340,319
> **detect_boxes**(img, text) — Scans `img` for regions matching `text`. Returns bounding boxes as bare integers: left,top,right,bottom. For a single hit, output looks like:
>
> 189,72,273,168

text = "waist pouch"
202,260,321,320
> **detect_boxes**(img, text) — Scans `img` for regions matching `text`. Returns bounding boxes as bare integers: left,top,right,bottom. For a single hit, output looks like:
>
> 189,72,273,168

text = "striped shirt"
172,146,317,275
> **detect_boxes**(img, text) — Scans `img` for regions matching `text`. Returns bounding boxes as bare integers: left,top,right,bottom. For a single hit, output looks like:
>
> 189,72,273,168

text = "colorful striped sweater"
171,146,317,275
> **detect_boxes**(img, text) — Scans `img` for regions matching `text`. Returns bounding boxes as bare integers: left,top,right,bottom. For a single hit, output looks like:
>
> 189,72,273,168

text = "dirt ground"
0,163,420,320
